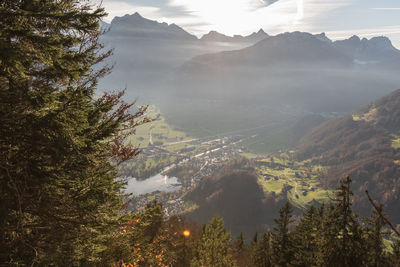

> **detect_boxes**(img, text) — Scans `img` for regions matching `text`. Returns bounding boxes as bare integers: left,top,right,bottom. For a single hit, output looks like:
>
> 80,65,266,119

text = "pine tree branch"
365,190,400,237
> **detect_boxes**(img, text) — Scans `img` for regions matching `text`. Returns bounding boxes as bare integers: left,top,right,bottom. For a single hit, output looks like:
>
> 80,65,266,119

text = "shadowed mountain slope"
172,31,400,110
165,31,400,138
183,160,288,237
296,89,400,221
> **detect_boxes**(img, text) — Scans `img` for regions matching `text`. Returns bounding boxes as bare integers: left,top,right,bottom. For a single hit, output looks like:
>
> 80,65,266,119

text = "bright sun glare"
169,0,303,35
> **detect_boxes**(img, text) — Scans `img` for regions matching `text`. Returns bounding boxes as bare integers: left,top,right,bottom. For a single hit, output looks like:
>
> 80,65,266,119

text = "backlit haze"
99,0,400,47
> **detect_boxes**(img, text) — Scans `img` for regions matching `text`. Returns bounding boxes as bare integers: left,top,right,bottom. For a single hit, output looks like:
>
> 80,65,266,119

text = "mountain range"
167,32,400,138
104,12,269,43
99,12,400,147
200,29,269,43
99,12,267,100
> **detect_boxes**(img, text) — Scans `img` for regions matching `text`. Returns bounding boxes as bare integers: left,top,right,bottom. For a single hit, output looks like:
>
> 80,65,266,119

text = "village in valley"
121,107,333,216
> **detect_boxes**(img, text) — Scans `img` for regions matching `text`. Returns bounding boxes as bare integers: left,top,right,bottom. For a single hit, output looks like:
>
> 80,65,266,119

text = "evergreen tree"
314,204,338,267
251,232,272,267
292,205,318,266
0,1,148,265
252,232,259,246
119,203,181,266
315,177,366,267
271,202,294,267
233,232,248,267
234,232,245,252
391,239,400,267
191,216,236,267
167,216,196,267
364,205,387,267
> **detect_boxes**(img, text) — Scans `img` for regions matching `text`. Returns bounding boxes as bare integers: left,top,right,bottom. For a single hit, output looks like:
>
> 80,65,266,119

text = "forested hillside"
183,159,287,237
297,89,400,221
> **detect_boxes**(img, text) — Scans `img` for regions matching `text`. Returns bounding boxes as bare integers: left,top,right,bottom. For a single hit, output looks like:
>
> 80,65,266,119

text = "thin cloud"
165,0,351,36
294,0,304,24
372,8,400,10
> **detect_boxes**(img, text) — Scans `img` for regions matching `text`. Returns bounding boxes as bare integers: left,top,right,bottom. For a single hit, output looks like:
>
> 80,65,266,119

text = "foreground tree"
364,205,388,267
271,202,294,267
114,203,180,266
233,232,249,267
0,1,148,265
191,216,236,267
233,232,245,253
251,232,272,267
292,205,318,266
391,239,400,266
314,177,367,267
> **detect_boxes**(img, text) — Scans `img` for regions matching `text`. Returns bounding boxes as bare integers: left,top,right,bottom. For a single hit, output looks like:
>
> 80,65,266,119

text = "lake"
124,174,181,196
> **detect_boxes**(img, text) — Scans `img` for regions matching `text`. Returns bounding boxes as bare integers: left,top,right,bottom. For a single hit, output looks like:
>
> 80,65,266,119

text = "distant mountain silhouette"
200,29,268,43
108,12,197,41
183,31,400,70
99,13,263,100
171,31,399,114
99,20,110,31
334,35,400,62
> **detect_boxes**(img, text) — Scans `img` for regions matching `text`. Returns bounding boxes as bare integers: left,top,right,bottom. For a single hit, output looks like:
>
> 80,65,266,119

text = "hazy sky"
100,0,400,47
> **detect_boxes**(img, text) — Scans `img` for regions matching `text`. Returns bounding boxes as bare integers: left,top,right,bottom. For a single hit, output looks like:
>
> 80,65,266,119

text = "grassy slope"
392,135,400,149
126,106,190,150
252,156,333,209
297,88,400,220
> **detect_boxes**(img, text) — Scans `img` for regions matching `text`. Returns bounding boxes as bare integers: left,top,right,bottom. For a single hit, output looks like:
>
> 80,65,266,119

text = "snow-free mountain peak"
362,36,397,52
244,28,269,42
314,32,331,43
201,29,268,43
334,34,400,61
108,12,197,40
258,28,267,35
200,31,232,42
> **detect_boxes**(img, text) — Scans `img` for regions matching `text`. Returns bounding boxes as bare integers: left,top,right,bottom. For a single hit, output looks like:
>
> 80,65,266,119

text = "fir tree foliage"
363,204,388,267
234,232,245,252
191,216,236,267
252,231,259,247
392,239,400,267
316,176,366,267
116,203,185,266
233,232,249,267
271,202,295,267
292,205,318,266
0,0,149,265
250,232,272,267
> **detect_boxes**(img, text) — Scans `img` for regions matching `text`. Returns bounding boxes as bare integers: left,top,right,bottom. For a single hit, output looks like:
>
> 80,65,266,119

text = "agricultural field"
392,135,400,149
182,201,199,214
254,156,333,209
352,106,377,123
126,106,192,151
239,152,261,159
120,106,201,178
119,154,181,179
